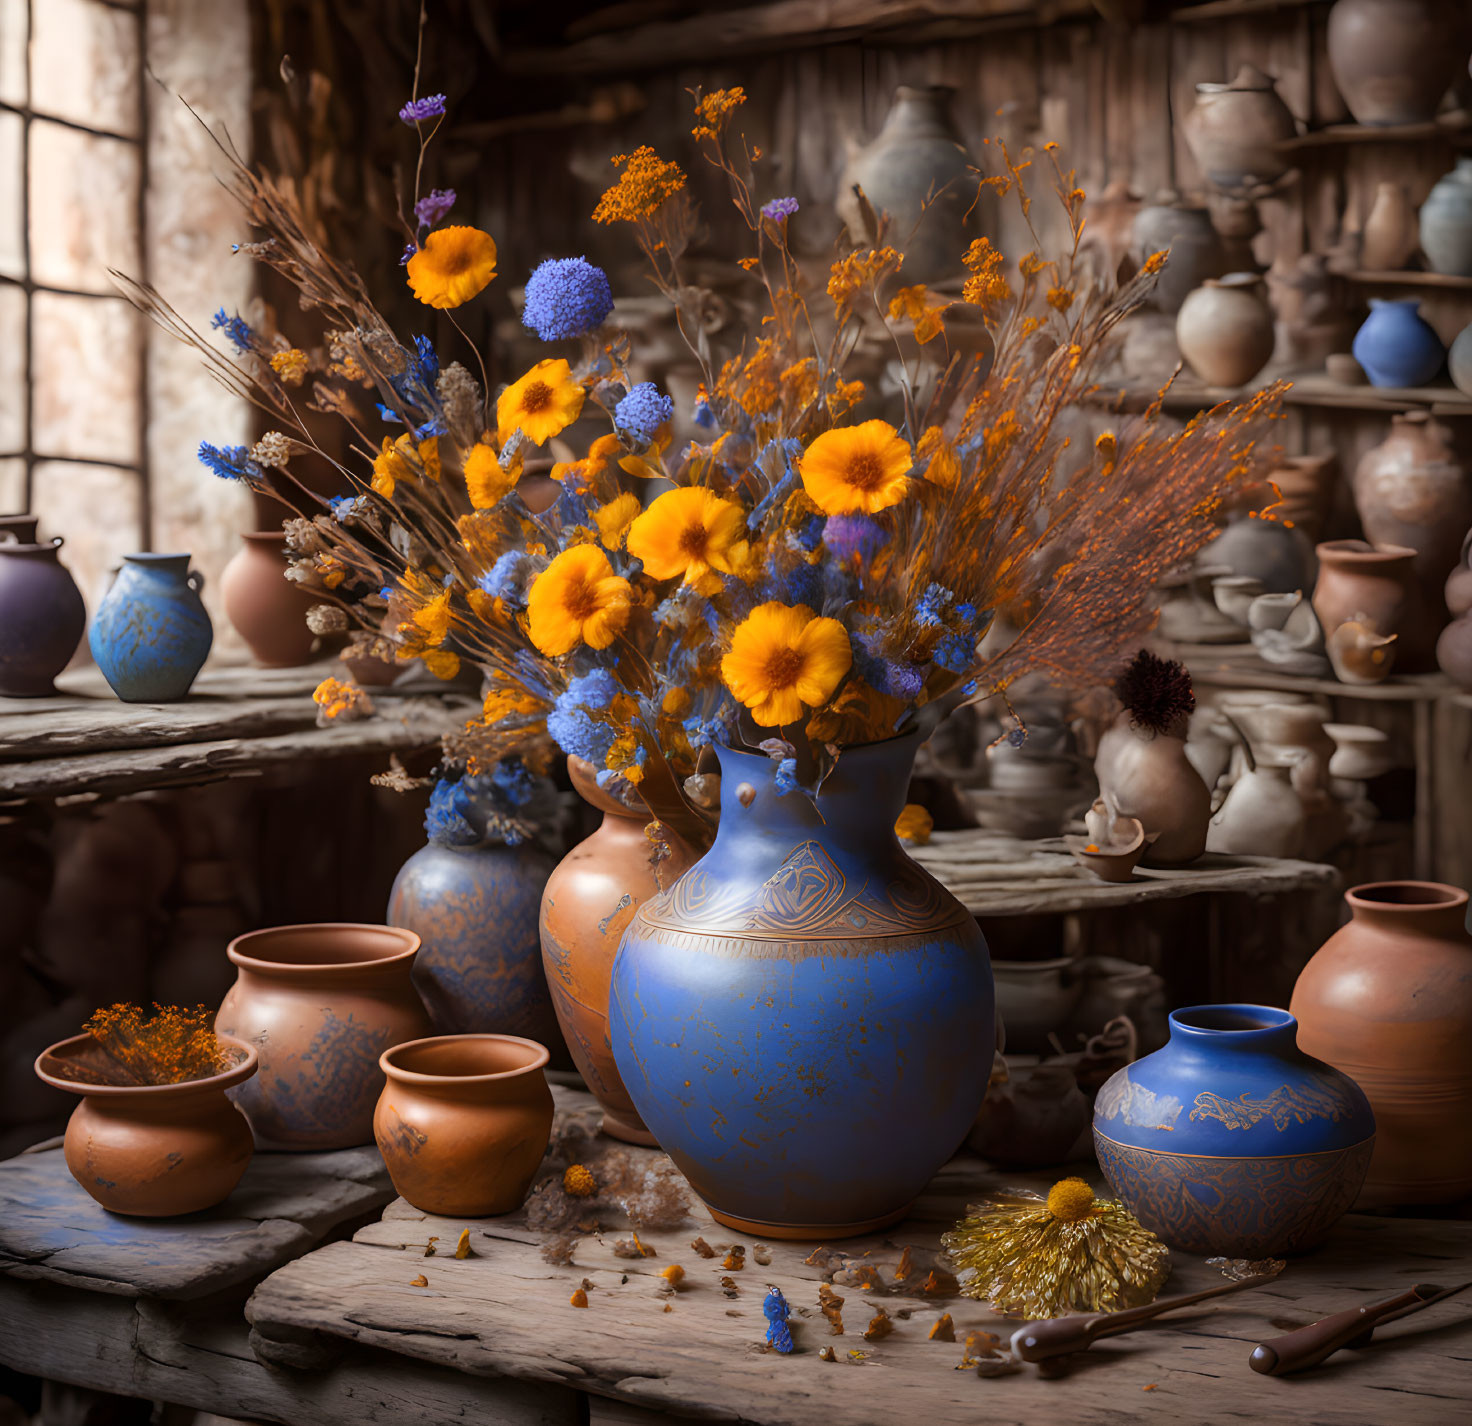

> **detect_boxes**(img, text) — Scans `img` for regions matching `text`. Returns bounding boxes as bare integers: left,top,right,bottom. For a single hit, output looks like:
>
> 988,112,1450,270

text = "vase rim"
0,536,64,555
34,1032,258,1098
227,921,420,974
123,551,192,563
241,530,289,545
1168,1003,1297,1039
1345,880,1468,914
380,1032,550,1085
567,754,648,817
1315,538,1416,563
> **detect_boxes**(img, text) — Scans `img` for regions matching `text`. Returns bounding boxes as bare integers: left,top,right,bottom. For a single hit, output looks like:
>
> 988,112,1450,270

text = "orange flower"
799,420,913,516
465,443,521,508
593,147,686,224
627,486,746,584
497,359,585,447
692,87,746,141
406,227,498,309
721,602,852,727
526,544,633,655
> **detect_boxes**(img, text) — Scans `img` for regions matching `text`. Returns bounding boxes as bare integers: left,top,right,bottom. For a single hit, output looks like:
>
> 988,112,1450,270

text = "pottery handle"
188,569,206,593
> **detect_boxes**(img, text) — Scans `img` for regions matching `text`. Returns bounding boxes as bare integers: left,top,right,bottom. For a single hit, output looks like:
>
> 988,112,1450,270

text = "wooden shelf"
1278,112,1472,152
1180,646,1455,703
1170,0,1326,20
1347,270,1472,292
1093,373,1472,417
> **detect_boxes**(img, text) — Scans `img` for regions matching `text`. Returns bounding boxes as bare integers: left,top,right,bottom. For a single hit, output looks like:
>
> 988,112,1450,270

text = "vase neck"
124,553,192,582
1346,882,1469,940
1167,1003,1300,1058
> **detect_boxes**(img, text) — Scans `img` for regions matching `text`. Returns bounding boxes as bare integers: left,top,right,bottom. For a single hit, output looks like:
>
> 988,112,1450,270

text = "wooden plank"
1347,270,1472,292
1170,0,1325,22
1279,111,1472,151
248,1091,1472,1426
1183,654,1455,703
0,1145,392,1300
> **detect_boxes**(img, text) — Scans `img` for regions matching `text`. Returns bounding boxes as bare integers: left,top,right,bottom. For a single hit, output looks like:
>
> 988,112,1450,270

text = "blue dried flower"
614,382,673,445
399,93,447,124
522,257,615,342
693,388,715,429
414,188,456,228
823,513,889,562
490,758,538,809
763,1287,793,1353
795,515,826,552
210,308,252,354
761,196,799,223
196,441,259,481
547,669,623,766
934,630,976,673
479,551,539,611
774,757,799,796
916,582,955,628
425,778,479,847
399,243,417,267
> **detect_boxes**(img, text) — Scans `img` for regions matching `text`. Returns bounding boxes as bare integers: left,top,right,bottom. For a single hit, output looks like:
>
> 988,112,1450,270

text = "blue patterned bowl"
1093,1004,1374,1256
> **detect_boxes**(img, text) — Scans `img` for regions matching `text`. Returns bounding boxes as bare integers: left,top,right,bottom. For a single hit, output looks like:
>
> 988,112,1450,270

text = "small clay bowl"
1065,823,1153,883
1325,353,1366,386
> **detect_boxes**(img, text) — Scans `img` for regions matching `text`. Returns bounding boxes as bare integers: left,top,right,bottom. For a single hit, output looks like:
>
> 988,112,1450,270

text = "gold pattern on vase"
1189,1081,1356,1132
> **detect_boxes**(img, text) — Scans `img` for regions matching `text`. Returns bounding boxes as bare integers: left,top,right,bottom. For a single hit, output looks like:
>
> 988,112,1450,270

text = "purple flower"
399,93,447,124
414,188,456,228
521,256,615,341
399,243,418,266
824,514,889,563
761,196,799,223
614,383,674,445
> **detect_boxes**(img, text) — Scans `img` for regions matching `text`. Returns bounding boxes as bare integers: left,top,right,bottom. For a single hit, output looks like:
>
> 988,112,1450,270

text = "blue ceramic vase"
1093,1004,1375,1256
608,733,995,1239
1350,298,1445,388
388,839,561,1050
89,553,212,702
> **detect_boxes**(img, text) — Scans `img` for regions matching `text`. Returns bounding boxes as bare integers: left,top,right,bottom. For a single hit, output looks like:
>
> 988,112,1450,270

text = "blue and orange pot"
89,552,212,702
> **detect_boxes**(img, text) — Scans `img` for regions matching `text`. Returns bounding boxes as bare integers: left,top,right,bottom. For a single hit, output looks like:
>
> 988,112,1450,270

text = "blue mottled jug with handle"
89,553,213,702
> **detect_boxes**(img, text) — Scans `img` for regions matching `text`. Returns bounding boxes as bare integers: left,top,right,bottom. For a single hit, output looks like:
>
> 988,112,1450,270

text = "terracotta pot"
1131,203,1226,314
835,85,977,286
0,537,86,696
1291,881,1472,1205
219,532,317,668
1206,760,1307,858
1327,618,1398,683
1359,182,1420,271
1094,712,1211,865
1419,156,1472,278
1258,453,1338,541
1327,0,1469,126
34,1033,257,1216
374,1033,554,1217
1312,539,1417,655
1182,64,1296,192
1175,274,1275,388
216,923,431,1150
540,759,695,1145
1353,411,1471,650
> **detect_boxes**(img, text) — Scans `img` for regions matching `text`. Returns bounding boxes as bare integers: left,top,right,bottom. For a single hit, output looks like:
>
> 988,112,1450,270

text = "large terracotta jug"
539,758,695,1145
219,531,317,667
1327,0,1469,127
1291,882,1472,1206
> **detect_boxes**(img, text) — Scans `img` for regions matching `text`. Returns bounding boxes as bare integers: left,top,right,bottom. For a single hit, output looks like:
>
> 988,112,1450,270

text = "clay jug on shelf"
1327,0,1469,127
1094,711,1211,866
1359,182,1420,271
0,535,85,697
1436,528,1472,686
1450,322,1472,399
1131,202,1226,315
1419,158,1472,278
89,553,213,702
219,531,318,667
1181,64,1296,192
1312,539,1417,646
1175,274,1275,388
1350,298,1445,388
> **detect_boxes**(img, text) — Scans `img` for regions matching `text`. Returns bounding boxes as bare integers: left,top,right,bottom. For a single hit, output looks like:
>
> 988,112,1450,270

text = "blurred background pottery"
1326,0,1469,126
374,1033,554,1217
1324,352,1367,385
216,923,430,1150
1260,453,1338,542
993,956,1085,1054
34,1033,257,1217
1181,64,1295,191
1351,299,1445,388
219,531,317,668
1131,202,1225,314
1292,882,1472,1206
1324,723,1393,781
1175,274,1275,387
1359,182,1420,271
1095,710,1211,866
88,553,213,703
1437,530,1472,686
0,514,39,544
0,535,86,697
968,1063,1091,1168
1197,514,1315,595
1207,757,1307,858
1312,540,1415,646
1094,1004,1375,1256
1327,619,1398,683
1450,322,1472,398
1419,157,1472,278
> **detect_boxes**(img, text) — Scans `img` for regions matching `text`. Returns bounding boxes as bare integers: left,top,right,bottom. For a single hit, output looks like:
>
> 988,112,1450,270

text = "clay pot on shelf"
1094,711,1211,866
1094,1004,1374,1255
1437,531,1472,685
1327,0,1469,127
969,1063,1092,1169
992,956,1085,1054
1312,540,1418,681
1419,157,1472,278
1198,513,1315,594
1325,352,1368,385
1247,589,1332,677
216,923,430,1150
1260,453,1338,541
1131,202,1226,315
1324,723,1393,780
1291,881,1472,1205
374,1034,554,1217
1450,323,1472,399
1181,64,1296,192
1175,274,1276,388
1327,619,1399,683
219,532,317,668
1359,183,1421,272
540,758,696,1146
33,1033,257,1216
0,535,86,697
88,554,213,703
1350,298,1446,388
1206,756,1307,858
0,514,39,543
1444,526,1472,616
835,85,977,286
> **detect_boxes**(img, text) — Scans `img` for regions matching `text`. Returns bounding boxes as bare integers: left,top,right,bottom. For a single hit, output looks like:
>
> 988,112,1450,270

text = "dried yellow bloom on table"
454,1228,472,1259
313,677,374,725
929,1313,955,1342
661,1264,686,1288
570,1288,589,1308
563,1164,598,1197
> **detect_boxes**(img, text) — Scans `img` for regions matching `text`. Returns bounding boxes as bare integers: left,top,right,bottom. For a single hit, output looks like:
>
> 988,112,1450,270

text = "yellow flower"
420,648,461,680
465,442,520,508
497,359,586,447
827,246,903,314
692,87,746,141
962,237,1013,313
411,589,453,647
828,378,865,417
798,420,913,516
484,687,544,720
592,147,686,224
564,1164,598,1197
270,348,308,386
917,426,960,489
721,601,852,728
406,226,498,309
593,492,642,549
372,434,439,498
894,804,934,845
313,677,374,723
627,486,746,584
887,286,944,344
526,544,633,655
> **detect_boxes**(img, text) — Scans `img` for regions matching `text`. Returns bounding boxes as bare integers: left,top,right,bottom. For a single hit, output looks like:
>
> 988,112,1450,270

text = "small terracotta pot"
1360,182,1420,272
217,923,431,1150
1312,539,1417,647
374,1034,554,1217
34,1033,257,1217
219,532,318,668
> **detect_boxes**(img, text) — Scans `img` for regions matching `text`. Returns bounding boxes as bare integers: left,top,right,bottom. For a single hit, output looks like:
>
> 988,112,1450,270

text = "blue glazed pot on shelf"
1093,1004,1375,1257
1350,298,1446,389
89,553,213,702
608,731,995,1240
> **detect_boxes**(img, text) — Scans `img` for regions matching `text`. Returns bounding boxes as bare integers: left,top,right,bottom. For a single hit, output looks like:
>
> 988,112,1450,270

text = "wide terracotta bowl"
34,1033,258,1217
374,1034,554,1217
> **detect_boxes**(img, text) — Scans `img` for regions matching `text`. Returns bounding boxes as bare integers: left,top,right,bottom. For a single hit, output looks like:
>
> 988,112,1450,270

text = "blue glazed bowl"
1350,298,1446,389
1093,1003,1374,1256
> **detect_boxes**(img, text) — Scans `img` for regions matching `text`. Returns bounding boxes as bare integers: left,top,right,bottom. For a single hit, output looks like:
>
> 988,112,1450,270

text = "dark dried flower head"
1114,649,1194,734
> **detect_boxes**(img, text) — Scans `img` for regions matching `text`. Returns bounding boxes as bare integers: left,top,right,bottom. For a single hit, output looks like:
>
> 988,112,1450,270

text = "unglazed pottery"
374,1034,554,1217
1359,182,1421,271
1131,203,1226,315
89,553,213,702
217,923,430,1150
993,956,1086,1054
836,86,976,286
969,1063,1091,1169
1450,322,1472,398
1324,723,1393,781
34,1033,257,1216
1175,274,1275,388
1182,65,1296,191
1419,157,1472,278
1437,530,1472,686
540,759,695,1146
1312,539,1416,643
0,514,39,543
1197,514,1314,594
219,531,317,668
1206,759,1307,859
1327,619,1398,683
1351,299,1445,388
1261,453,1338,542
1094,1004,1375,1256
1291,882,1472,1205
0,536,86,696
609,734,994,1239
389,837,561,1051
1326,0,1468,126
1094,711,1211,866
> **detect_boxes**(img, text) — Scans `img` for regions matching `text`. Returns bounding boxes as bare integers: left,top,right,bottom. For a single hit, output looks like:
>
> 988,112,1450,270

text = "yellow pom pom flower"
406,226,498,309
496,358,586,447
721,601,852,728
798,419,913,516
563,1164,598,1198
526,544,633,656
464,442,520,509
627,486,747,585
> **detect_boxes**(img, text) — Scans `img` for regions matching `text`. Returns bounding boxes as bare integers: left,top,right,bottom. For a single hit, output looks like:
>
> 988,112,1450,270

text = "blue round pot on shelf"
608,731,995,1241
89,553,212,702
1093,1004,1375,1257
1350,298,1446,388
